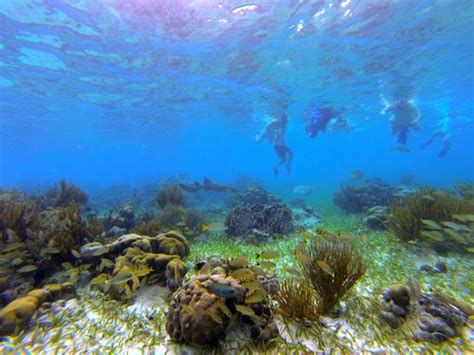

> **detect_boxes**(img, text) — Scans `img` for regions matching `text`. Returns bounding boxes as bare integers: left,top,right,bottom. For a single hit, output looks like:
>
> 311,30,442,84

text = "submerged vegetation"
389,189,474,249
156,184,185,209
273,278,323,322
301,239,367,312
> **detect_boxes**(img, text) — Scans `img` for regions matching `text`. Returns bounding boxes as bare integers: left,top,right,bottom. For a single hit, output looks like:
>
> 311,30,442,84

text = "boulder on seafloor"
0,282,76,335
364,206,390,230
166,258,279,346
379,281,471,343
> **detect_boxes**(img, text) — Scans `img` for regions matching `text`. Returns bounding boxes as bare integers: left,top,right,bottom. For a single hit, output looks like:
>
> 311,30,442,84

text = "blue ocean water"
0,0,473,192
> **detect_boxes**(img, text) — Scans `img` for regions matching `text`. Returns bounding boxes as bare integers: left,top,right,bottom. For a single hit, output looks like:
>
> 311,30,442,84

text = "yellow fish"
257,250,280,259
283,266,301,276
230,268,254,281
229,256,248,269
315,229,338,243
202,223,228,233
299,231,316,240
317,260,334,277
245,289,267,304
259,261,276,269
295,251,308,265
235,304,256,316
338,232,354,243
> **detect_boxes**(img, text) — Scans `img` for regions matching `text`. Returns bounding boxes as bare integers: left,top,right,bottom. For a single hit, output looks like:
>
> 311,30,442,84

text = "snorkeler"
420,112,452,158
305,102,348,137
381,98,421,145
256,112,293,176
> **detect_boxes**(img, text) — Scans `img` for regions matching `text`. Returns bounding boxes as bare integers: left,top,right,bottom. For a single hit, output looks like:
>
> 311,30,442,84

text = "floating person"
179,177,239,193
351,170,364,180
381,97,421,145
305,102,339,138
420,112,452,158
256,111,293,176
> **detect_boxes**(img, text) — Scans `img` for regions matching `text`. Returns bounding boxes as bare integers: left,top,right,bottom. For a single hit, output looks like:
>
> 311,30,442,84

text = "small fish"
98,258,114,272
242,280,263,291
392,145,410,153
295,251,308,265
420,230,444,242
317,260,334,277
206,308,224,324
91,246,109,257
71,249,81,258
421,194,435,201
315,229,338,243
351,170,364,180
12,257,24,266
199,262,212,275
245,289,267,304
90,273,110,286
259,261,276,269
452,214,474,223
421,219,442,230
443,229,466,244
467,247,474,253
176,221,186,227
230,268,254,281
2,243,24,253
41,247,60,254
249,266,265,276
283,266,301,276
111,271,134,285
205,283,241,298
229,256,248,269
18,265,38,273
214,302,232,319
181,304,196,315
338,232,354,243
202,223,228,233
235,304,256,316
257,250,280,259
360,234,368,245
442,221,462,231
299,231,316,240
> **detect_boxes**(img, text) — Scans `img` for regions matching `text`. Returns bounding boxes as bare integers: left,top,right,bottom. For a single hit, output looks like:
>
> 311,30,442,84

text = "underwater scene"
1,0,474,353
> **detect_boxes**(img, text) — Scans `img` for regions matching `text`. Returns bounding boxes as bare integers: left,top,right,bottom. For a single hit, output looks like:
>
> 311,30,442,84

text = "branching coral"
301,240,367,312
389,189,474,243
156,184,185,209
273,278,323,321
0,190,28,233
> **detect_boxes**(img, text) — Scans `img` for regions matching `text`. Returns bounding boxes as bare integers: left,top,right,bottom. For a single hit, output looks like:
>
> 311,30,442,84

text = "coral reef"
389,189,474,250
166,257,279,346
184,209,204,232
105,204,136,231
333,182,396,213
0,282,76,335
364,206,390,230
225,203,293,238
273,278,323,321
131,218,161,237
156,184,185,209
82,231,190,298
300,240,367,312
159,205,186,228
230,187,279,207
379,281,471,343
36,180,88,209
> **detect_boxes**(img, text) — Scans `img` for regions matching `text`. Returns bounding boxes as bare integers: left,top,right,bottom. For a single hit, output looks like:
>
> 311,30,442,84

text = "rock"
0,282,76,335
105,226,127,239
434,261,447,273
419,264,436,274
384,285,410,307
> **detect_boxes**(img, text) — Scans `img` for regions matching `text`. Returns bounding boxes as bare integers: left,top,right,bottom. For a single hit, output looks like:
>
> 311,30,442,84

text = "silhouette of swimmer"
421,110,463,158
306,103,339,138
256,112,293,176
179,177,238,193
382,99,420,145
